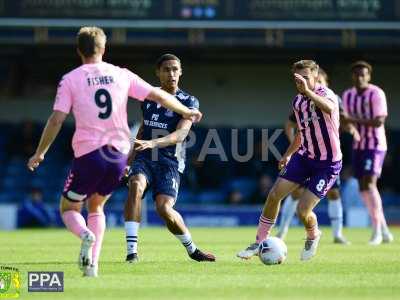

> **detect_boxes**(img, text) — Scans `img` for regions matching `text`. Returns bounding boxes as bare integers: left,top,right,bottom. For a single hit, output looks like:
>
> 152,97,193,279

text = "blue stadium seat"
5,158,27,174
0,191,20,203
1,177,27,190
29,178,47,189
177,189,195,204
225,177,257,198
43,190,62,203
382,192,400,207
110,188,128,204
197,190,226,204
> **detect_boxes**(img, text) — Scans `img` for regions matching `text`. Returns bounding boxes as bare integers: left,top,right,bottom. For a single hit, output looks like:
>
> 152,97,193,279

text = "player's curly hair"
77,26,107,58
156,53,181,69
351,60,372,74
292,60,319,74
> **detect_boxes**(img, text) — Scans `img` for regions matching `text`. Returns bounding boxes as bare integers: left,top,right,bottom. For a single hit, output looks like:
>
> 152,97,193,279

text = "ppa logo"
28,272,63,292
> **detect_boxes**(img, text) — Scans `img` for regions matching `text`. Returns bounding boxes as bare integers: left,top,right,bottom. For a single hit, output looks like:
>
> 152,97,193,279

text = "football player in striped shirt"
238,60,342,261
342,61,393,245
277,68,355,245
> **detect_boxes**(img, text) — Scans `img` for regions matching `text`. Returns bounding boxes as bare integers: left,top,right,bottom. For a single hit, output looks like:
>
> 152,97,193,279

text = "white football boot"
300,231,322,261
79,231,96,271
333,235,351,245
83,264,98,277
382,223,394,244
237,243,259,260
382,232,394,243
368,230,383,246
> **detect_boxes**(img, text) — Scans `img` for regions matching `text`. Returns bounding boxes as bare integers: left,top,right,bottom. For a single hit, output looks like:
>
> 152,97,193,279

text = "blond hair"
77,26,106,58
292,60,319,74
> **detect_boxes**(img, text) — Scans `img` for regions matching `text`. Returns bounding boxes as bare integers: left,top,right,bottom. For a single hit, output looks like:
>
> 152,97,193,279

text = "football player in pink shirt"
342,61,393,245
277,68,357,245
238,60,342,261
27,27,202,277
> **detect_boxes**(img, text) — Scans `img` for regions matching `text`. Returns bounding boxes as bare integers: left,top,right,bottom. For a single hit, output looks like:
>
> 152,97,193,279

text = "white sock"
278,195,298,234
175,232,197,255
373,226,382,237
125,221,140,255
328,198,343,238
381,223,390,236
380,214,391,236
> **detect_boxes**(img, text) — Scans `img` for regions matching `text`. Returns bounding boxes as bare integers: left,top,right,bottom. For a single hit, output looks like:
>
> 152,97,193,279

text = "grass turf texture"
1,227,399,300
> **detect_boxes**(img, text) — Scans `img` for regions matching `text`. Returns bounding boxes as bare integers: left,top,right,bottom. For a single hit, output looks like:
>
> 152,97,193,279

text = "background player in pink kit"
27,27,202,277
342,61,394,245
237,60,342,261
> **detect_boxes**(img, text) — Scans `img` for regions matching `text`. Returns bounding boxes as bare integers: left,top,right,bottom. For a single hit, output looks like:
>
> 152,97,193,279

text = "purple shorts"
330,176,341,190
63,145,127,202
352,149,386,179
279,152,342,199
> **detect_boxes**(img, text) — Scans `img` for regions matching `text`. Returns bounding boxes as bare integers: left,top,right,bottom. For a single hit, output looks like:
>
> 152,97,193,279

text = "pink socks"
256,215,275,243
62,211,106,266
361,190,381,230
62,210,90,238
88,212,106,266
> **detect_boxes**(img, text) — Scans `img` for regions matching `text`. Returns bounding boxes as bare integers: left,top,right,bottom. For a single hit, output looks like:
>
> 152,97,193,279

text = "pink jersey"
342,84,387,151
293,84,342,162
54,62,153,158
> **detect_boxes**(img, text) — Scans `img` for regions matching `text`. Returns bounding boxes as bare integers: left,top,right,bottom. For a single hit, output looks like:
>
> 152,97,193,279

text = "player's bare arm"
343,123,361,142
294,73,335,114
340,112,361,142
345,115,386,128
27,110,68,171
278,131,301,170
147,88,202,123
134,119,192,151
284,119,297,144
127,121,144,167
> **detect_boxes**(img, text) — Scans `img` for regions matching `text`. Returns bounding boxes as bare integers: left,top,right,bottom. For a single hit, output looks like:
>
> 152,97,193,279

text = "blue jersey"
138,89,199,173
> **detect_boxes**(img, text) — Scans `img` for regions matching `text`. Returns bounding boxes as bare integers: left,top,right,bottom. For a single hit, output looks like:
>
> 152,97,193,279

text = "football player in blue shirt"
123,54,215,263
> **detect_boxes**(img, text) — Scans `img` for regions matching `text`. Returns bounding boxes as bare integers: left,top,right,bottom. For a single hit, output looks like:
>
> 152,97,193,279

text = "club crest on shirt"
146,103,151,109
177,92,190,100
310,102,316,113
164,109,174,117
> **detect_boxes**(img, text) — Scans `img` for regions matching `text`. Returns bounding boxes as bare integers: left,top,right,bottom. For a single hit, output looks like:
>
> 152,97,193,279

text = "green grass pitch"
1,227,399,300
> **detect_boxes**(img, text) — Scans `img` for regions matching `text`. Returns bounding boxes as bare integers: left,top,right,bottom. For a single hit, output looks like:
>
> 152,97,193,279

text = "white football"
258,237,288,265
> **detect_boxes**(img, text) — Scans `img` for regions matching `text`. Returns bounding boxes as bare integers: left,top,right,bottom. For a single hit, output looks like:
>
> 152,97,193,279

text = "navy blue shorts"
128,155,181,203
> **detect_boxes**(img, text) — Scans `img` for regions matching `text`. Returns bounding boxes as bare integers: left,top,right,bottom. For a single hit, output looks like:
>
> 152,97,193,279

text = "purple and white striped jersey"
293,84,342,162
342,84,387,151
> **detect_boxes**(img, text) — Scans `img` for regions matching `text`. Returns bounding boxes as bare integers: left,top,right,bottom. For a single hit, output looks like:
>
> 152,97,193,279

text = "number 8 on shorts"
316,179,326,192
